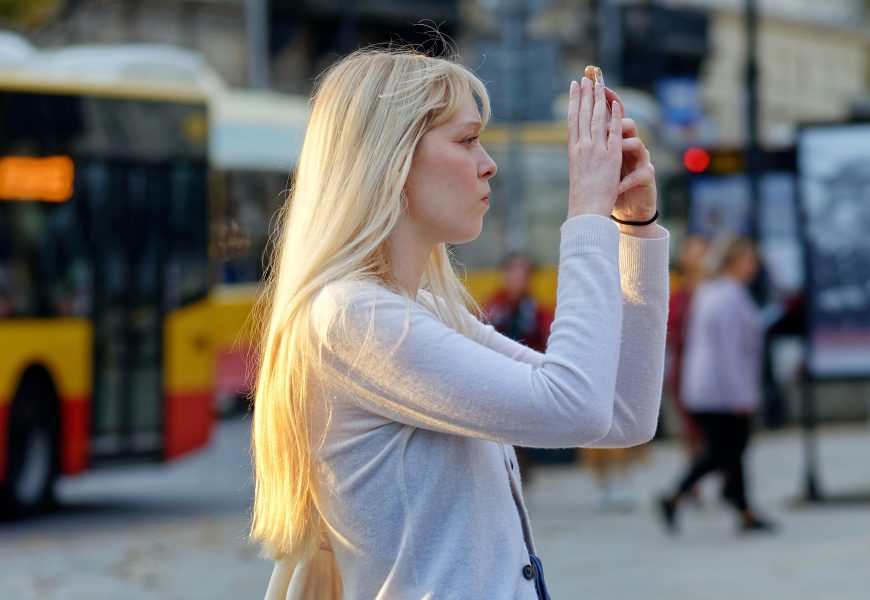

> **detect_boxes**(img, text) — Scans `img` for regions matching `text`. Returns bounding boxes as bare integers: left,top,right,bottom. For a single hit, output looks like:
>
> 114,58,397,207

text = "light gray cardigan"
266,215,670,599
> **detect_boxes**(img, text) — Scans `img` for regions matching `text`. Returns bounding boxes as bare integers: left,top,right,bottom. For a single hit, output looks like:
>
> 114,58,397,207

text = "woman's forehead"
444,96,482,128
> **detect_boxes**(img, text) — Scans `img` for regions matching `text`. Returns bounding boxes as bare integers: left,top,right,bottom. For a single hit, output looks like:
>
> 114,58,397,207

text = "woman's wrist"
610,206,659,237
610,210,658,227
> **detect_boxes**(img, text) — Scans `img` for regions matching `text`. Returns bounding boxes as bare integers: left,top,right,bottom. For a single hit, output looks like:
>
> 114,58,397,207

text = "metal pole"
745,0,761,242
245,0,270,88
501,0,527,253
800,373,823,502
596,0,623,87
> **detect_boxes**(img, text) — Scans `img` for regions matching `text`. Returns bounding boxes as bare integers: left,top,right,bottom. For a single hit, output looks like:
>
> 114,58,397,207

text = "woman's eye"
463,136,479,145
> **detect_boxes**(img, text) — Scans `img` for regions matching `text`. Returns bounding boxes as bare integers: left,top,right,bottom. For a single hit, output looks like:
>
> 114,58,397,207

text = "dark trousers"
677,412,752,511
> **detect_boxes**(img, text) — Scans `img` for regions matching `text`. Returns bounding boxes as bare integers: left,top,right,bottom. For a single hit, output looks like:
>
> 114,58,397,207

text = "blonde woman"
252,48,669,600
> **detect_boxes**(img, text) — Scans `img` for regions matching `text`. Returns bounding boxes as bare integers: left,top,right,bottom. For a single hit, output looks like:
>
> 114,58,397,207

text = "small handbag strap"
529,554,552,600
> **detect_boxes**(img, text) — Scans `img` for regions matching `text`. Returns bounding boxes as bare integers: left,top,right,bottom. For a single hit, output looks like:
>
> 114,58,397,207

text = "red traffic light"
683,147,710,173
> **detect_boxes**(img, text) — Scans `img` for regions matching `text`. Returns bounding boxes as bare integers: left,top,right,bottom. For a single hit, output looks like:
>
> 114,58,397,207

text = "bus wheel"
1,372,60,518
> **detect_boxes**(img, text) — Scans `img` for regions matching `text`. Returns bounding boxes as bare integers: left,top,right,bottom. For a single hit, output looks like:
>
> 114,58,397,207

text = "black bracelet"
610,210,658,226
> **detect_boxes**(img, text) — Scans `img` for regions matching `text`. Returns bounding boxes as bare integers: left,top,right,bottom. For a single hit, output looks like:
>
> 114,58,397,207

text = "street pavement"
530,423,870,600
1,416,868,599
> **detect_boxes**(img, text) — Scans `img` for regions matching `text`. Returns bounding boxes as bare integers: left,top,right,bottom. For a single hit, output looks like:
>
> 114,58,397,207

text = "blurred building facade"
9,0,249,84
9,0,868,147
518,0,869,146
13,0,461,92
701,1,869,147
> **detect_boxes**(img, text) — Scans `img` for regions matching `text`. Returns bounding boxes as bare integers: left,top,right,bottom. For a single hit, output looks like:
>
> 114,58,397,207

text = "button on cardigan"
265,214,670,599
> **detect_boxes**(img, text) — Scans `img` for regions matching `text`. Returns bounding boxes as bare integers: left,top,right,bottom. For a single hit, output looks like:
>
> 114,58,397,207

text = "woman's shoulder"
313,280,392,317
315,279,380,306
311,280,414,337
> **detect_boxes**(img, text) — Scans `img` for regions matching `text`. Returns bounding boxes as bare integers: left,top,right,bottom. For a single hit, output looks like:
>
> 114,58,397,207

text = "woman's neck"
388,218,434,297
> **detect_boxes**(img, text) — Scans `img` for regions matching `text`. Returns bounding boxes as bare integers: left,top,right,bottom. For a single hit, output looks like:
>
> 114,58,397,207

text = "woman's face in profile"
403,95,497,245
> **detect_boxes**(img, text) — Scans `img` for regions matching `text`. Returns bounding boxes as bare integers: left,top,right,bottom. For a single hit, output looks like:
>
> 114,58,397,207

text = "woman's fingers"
608,101,623,153
621,136,650,163
591,80,608,140
621,118,638,139
578,77,593,142
567,79,625,219
567,80,580,147
617,162,656,195
618,136,653,193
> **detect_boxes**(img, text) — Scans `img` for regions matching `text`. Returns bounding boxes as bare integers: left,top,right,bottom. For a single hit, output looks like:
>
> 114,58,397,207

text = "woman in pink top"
659,238,775,535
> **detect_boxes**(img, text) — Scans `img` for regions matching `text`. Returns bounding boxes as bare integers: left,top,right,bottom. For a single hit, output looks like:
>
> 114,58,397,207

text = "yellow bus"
0,44,220,516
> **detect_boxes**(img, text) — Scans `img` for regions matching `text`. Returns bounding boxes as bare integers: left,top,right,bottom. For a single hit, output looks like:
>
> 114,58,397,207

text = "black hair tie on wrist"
610,210,658,226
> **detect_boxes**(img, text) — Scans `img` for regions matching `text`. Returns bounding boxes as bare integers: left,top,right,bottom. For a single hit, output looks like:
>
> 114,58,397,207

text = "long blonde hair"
250,48,491,561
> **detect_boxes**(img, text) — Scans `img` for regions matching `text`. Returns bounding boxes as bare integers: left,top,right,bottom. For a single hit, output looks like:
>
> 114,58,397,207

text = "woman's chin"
449,224,484,245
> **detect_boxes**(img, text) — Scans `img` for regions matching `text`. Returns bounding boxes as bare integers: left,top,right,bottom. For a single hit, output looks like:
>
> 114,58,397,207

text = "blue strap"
529,554,551,600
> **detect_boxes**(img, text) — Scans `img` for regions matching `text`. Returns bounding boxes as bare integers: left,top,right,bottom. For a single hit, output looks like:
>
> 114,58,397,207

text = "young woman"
252,48,669,599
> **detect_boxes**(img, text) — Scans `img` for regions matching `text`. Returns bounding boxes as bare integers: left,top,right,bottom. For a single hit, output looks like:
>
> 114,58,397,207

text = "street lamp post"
245,0,270,89
500,0,528,253
745,0,760,241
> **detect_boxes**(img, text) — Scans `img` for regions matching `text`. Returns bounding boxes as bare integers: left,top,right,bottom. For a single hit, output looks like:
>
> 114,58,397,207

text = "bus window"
0,195,90,319
215,170,287,285
166,160,209,307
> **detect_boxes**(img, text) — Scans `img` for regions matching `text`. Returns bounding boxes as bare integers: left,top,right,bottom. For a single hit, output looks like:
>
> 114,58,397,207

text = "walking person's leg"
658,412,727,533
718,414,749,512
724,414,776,532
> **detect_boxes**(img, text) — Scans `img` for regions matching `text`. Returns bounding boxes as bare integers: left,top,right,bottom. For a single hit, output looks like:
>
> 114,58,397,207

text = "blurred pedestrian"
484,253,552,354
583,445,647,512
483,253,553,480
663,235,710,502
658,237,776,534
250,48,669,600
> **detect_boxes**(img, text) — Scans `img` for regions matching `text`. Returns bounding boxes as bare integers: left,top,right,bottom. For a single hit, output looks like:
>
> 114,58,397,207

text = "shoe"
740,517,777,534
658,496,677,535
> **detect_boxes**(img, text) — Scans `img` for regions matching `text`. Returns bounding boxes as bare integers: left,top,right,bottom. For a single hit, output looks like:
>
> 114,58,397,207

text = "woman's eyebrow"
454,120,482,130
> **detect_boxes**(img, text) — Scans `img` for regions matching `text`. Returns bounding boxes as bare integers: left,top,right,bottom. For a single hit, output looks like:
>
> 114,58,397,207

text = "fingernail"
570,80,578,92
580,77,587,89
612,101,620,113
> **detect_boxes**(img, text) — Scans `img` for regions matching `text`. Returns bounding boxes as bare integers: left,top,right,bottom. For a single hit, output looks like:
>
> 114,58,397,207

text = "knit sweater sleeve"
312,215,661,448
458,228,670,447
586,230,670,446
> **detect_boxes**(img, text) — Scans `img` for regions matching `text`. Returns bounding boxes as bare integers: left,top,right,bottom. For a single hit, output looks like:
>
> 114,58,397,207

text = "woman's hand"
613,117,657,223
566,77,623,220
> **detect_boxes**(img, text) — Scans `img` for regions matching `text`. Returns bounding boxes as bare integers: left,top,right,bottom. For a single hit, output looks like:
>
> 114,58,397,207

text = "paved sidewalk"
527,424,870,600
1,419,867,599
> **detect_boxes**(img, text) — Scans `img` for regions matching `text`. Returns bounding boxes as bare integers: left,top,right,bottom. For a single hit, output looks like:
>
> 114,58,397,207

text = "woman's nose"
480,150,497,179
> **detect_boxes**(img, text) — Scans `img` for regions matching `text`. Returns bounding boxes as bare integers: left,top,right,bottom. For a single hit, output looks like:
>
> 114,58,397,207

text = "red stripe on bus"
164,390,213,461
60,396,90,475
